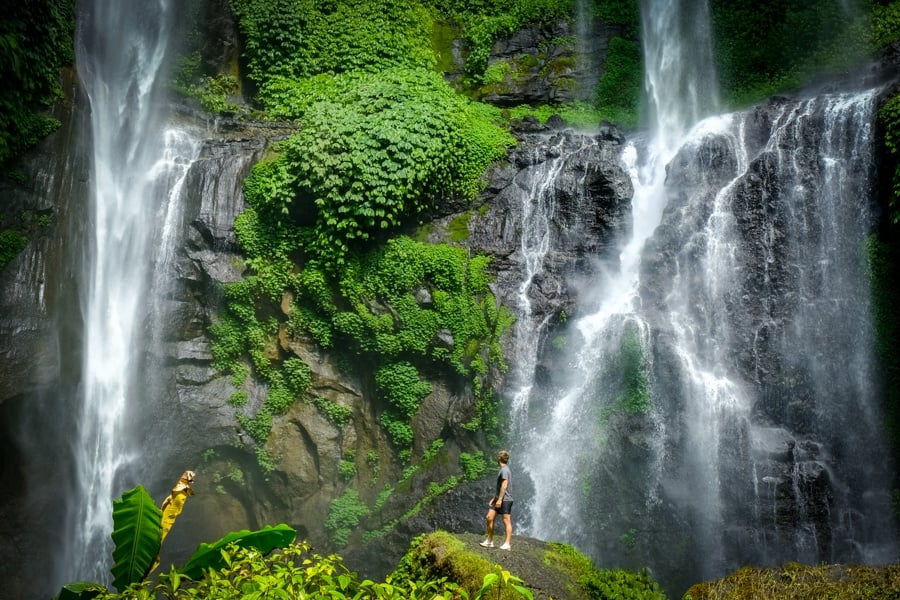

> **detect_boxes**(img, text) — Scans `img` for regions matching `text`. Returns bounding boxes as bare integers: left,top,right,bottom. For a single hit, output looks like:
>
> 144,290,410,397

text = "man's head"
498,450,510,464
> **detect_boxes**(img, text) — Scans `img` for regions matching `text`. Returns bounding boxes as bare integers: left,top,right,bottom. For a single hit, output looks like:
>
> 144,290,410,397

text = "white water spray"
67,0,199,583
515,0,719,541
509,136,598,419
512,0,896,591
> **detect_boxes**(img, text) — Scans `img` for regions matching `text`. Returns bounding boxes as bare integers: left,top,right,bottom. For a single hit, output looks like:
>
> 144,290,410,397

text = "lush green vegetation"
544,542,666,600
709,0,873,107
78,536,537,599
232,0,436,82
215,1,517,478
424,0,573,83
0,229,28,270
0,0,74,167
56,482,538,599
249,68,514,264
594,36,642,128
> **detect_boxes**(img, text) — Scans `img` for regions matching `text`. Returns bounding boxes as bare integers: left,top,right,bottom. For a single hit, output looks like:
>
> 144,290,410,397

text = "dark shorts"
490,499,513,515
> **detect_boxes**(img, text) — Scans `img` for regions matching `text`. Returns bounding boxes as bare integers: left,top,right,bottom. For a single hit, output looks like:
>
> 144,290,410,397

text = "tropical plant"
476,566,534,600
55,472,296,599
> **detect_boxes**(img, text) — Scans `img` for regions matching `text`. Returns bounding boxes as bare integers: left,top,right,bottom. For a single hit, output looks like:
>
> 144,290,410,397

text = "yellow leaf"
160,470,195,545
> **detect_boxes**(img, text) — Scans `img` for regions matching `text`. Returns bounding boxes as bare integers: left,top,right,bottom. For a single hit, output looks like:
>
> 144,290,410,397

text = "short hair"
498,450,510,464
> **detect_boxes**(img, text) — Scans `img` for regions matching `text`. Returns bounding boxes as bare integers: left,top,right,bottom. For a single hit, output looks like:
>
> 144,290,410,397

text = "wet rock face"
465,121,633,326
632,89,888,583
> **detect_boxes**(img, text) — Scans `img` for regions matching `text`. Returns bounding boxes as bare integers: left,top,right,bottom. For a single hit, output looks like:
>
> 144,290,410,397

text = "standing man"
481,450,513,550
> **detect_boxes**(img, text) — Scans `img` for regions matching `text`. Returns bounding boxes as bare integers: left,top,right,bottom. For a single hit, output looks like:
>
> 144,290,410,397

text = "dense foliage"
250,68,513,264
709,0,872,107
0,229,28,270
206,0,518,479
0,0,74,166
231,0,435,81
87,536,538,600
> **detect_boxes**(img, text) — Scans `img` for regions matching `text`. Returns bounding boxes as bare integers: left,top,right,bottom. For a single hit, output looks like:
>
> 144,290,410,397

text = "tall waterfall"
511,0,897,594
65,0,199,583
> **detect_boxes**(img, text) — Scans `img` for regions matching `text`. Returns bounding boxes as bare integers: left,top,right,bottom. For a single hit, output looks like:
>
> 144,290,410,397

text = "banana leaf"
110,485,163,592
54,581,106,600
178,524,296,580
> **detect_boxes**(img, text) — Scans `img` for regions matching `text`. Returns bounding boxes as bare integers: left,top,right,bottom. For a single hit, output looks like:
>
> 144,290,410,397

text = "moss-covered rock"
683,562,900,600
393,531,666,600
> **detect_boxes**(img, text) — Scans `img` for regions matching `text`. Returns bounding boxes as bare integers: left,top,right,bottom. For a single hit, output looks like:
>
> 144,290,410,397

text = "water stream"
64,0,200,584
511,0,897,593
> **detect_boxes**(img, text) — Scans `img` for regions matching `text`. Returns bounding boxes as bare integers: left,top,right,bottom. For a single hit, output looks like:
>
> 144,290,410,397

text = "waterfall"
64,0,200,584
509,135,598,418
514,0,717,543
511,0,897,594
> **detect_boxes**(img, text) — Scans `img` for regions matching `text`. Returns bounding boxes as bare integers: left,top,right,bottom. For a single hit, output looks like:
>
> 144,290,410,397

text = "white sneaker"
479,539,494,548
499,542,511,551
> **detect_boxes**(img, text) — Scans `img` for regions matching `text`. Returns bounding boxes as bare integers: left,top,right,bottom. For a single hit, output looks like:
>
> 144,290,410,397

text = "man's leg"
481,508,497,546
486,508,497,540
502,513,512,546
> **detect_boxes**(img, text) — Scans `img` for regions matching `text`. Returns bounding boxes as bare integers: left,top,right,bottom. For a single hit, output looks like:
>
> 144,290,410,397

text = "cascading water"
64,0,200,584
509,135,599,417
512,0,897,595
513,0,718,553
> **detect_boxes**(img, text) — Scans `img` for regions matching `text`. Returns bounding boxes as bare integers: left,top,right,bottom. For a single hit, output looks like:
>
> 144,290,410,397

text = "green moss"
393,531,498,594
683,563,900,599
544,542,666,600
447,212,472,242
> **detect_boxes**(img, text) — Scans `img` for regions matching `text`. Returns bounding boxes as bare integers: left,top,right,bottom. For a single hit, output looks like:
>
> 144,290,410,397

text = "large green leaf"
110,485,163,592
53,581,106,600
179,523,296,580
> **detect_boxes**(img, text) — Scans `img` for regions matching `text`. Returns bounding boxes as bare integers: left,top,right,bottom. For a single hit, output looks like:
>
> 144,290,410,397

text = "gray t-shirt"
495,464,512,501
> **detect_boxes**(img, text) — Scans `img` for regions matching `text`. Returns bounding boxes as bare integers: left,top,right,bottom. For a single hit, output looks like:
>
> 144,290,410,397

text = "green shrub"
709,0,870,106
314,397,354,427
228,391,248,407
339,459,357,481
324,489,371,547
459,451,489,480
873,2,900,49
283,357,312,396
0,229,28,270
381,410,415,454
376,362,432,418
249,68,513,265
596,0,640,38
231,0,435,82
